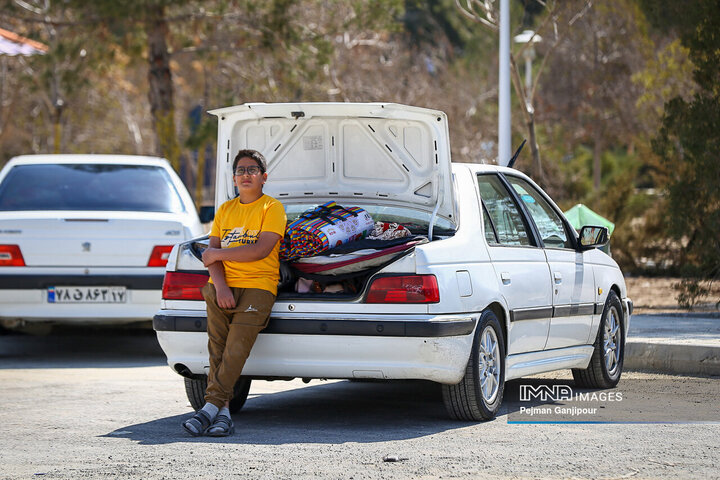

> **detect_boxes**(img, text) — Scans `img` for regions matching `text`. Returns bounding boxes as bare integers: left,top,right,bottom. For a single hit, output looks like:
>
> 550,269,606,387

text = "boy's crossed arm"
203,233,282,309
202,232,281,266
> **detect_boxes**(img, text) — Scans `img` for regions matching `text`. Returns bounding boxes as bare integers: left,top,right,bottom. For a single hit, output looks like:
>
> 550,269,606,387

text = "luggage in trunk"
278,235,427,298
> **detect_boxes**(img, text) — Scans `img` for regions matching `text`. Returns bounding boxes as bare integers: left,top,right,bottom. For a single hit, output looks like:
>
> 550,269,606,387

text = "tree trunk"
0,57,6,139
593,133,602,191
509,55,543,179
145,6,179,171
53,117,61,154
592,27,601,191
195,146,205,208
52,97,63,154
527,108,542,180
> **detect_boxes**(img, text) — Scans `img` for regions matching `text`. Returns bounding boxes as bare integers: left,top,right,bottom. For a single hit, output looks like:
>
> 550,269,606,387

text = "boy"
182,149,286,437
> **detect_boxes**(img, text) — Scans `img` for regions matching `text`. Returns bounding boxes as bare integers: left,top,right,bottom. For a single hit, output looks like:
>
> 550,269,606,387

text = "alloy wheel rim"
478,326,501,404
603,306,621,377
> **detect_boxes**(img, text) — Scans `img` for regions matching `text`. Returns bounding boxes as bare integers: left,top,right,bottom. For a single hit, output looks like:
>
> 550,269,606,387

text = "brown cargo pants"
201,282,275,408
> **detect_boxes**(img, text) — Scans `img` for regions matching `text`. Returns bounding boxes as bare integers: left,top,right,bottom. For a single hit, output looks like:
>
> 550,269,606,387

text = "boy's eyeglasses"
234,166,262,176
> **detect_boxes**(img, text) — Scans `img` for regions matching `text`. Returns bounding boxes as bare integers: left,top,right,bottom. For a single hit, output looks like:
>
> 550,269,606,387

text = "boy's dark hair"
233,149,267,173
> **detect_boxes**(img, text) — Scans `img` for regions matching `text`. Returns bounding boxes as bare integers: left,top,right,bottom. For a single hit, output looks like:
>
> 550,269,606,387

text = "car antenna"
506,139,526,169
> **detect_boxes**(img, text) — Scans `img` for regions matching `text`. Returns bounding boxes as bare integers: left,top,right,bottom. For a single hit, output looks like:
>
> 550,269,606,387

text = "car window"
481,201,499,244
0,164,186,213
506,176,572,249
476,174,531,246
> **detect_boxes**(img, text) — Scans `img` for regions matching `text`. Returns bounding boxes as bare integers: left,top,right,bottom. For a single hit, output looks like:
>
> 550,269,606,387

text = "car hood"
208,102,456,225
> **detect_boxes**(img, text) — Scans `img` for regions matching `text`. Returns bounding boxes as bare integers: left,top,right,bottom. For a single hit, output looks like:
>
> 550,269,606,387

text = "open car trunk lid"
208,102,456,228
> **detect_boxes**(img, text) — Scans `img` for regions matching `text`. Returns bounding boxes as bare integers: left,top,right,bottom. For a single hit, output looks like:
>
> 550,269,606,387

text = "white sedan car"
154,102,633,421
0,155,205,331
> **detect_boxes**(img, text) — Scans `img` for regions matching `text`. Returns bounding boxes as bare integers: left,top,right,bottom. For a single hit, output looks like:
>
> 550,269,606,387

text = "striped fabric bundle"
291,238,426,276
279,201,375,261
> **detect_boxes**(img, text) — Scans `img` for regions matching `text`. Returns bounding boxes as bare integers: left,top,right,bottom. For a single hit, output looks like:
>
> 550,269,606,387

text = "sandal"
182,409,214,437
206,414,235,437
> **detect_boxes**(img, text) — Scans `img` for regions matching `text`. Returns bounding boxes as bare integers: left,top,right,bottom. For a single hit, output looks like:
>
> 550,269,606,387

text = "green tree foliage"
645,0,720,308
0,1,403,177
539,0,652,190
2,0,717,310
0,1,101,154
66,0,197,171
653,94,720,306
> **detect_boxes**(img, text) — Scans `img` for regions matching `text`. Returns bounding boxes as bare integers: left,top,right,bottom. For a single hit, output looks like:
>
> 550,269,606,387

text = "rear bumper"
0,272,164,323
154,310,477,384
0,289,162,325
0,273,163,290
153,312,476,337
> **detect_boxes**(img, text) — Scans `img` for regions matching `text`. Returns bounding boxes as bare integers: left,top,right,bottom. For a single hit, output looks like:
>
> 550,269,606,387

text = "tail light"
0,245,25,266
365,275,439,303
148,245,174,267
162,271,208,300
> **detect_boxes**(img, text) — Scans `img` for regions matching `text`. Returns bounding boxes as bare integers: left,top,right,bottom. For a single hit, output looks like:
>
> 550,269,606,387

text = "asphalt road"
1,326,719,479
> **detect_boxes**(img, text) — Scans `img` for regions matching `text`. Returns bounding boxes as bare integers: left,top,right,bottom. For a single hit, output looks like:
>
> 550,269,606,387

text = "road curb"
625,341,720,376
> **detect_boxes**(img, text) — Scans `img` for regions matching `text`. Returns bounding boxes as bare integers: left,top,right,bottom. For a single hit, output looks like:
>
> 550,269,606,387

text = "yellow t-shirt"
209,194,287,295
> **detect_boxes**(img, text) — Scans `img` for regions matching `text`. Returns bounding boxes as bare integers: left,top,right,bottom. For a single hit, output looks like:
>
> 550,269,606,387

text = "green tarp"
564,204,615,236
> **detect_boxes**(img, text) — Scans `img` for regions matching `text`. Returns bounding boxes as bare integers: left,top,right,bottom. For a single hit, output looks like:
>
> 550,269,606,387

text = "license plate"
47,286,127,304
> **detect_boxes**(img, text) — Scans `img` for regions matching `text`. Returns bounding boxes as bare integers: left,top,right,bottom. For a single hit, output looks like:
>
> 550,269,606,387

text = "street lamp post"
498,0,511,166
513,29,543,177
513,30,542,98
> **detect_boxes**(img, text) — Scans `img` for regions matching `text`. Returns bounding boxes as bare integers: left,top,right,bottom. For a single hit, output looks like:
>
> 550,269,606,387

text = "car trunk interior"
188,215,454,301
275,211,454,300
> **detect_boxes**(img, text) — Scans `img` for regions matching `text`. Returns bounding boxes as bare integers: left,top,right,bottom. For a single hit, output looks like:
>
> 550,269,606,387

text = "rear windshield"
0,163,186,213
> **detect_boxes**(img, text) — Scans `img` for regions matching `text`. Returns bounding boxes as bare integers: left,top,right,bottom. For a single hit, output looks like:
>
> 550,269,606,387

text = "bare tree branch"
454,0,498,32
13,0,49,16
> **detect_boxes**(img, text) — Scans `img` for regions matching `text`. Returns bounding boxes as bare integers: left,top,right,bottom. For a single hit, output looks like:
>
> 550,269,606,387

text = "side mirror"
198,206,215,224
578,225,609,250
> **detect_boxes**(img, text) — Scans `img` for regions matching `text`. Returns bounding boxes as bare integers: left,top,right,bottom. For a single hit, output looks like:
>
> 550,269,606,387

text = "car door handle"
500,272,511,285
553,272,563,284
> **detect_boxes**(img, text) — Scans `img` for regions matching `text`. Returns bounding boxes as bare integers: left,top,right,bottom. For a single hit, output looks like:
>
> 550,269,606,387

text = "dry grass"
625,276,720,314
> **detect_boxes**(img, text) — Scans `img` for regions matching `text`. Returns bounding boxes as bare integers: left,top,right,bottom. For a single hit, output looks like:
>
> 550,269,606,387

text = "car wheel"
183,375,252,414
572,290,624,389
442,309,505,421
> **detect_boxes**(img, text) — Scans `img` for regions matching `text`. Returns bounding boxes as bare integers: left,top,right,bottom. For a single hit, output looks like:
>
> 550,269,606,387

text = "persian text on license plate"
47,286,127,304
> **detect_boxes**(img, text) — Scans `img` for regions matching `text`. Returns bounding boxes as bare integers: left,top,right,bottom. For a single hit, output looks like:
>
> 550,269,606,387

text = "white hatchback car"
0,155,205,330
154,103,632,420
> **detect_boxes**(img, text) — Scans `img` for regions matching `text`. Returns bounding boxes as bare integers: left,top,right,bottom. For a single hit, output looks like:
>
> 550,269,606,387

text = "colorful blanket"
279,201,375,261
291,238,427,275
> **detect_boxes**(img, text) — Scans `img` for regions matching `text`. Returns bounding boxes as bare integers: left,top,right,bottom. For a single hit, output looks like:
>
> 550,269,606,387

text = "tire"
572,290,624,389
184,375,252,414
442,309,506,421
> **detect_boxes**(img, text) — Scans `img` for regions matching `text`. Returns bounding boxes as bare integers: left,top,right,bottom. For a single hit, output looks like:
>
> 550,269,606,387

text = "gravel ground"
1,278,719,480
1,356,718,479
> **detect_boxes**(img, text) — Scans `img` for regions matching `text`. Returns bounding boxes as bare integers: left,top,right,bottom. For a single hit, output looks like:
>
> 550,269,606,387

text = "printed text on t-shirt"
221,227,260,247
